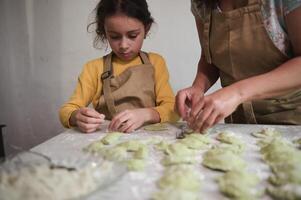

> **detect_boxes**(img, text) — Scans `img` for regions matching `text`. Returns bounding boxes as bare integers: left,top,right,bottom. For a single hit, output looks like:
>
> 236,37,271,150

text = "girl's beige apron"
200,0,301,124
96,52,156,120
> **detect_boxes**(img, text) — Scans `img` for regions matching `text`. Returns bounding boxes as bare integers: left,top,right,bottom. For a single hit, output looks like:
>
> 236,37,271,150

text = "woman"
176,0,301,132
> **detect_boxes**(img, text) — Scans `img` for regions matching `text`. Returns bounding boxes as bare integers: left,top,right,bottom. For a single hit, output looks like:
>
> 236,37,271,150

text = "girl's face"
104,13,147,61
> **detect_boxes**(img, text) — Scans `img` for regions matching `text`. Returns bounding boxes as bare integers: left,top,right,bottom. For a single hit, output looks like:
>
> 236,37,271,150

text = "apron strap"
102,53,117,116
248,0,260,5
203,8,213,64
242,101,257,124
139,51,151,64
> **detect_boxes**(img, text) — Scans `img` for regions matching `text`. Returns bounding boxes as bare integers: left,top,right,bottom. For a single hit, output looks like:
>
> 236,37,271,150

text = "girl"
176,0,301,132
59,0,178,133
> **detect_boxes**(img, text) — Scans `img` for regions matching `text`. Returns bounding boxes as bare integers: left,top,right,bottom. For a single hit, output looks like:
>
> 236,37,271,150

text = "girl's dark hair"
88,0,154,49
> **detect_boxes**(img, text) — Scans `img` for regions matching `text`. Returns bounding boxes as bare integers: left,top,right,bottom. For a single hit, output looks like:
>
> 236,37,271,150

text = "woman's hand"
109,108,160,133
175,86,204,120
70,108,105,133
188,86,243,132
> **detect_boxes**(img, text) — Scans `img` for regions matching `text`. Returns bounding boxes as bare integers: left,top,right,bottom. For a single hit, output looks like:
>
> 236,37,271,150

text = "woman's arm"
193,18,220,92
176,17,219,119
230,6,301,103
189,6,301,132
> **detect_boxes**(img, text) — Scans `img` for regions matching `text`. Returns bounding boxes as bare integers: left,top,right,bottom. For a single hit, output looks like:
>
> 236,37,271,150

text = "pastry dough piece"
202,148,246,171
103,146,128,162
155,141,169,152
133,146,148,159
144,123,169,131
83,141,106,154
179,134,212,150
101,132,123,145
117,140,144,152
269,165,301,186
268,153,301,186
0,161,113,200
260,138,296,164
165,143,195,157
252,127,281,139
217,170,261,199
216,131,244,146
267,184,301,200
161,155,196,166
126,159,146,171
293,138,301,149
145,137,162,145
217,143,245,155
151,187,200,200
270,155,301,175
157,165,201,192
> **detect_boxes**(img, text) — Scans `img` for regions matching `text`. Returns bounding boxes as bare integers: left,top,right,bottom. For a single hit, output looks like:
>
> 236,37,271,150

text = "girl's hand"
188,86,243,132
70,108,105,133
175,86,204,120
109,108,159,133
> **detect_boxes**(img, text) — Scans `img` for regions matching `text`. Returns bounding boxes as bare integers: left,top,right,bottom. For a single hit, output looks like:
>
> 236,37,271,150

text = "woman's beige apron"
200,0,301,124
96,52,156,120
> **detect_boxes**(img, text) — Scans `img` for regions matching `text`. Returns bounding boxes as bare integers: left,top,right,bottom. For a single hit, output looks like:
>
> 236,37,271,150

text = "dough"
144,123,169,131
252,127,281,138
179,134,212,150
145,137,162,145
217,143,245,155
83,140,106,154
293,138,301,149
157,165,201,192
161,155,196,166
260,138,296,164
101,132,123,145
151,188,200,200
126,159,146,171
269,164,301,186
217,170,261,199
103,146,128,162
165,142,196,157
202,148,246,171
216,131,244,146
117,140,144,152
267,184,301,200
0,161,113,200
294,138,301,145
133,146,148,159
155,141,169,152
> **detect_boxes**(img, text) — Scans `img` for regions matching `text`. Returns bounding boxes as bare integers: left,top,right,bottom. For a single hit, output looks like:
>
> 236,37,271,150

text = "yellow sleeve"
149,53,179,122
59,60,102,128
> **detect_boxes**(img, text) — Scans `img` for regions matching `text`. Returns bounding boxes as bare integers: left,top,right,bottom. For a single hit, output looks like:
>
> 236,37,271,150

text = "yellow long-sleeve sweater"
59,52,179,128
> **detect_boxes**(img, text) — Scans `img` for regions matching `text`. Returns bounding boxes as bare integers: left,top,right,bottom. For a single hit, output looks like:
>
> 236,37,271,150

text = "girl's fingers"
109,111,125,129
118,120,134,133
77,121,98,133
109,111,129,130
78,114,104,124
81,108,104,119
124,123,137,133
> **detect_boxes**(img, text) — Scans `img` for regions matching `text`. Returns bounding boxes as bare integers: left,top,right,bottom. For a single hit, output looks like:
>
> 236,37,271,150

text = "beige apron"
96,52,156,120
200,0,301,124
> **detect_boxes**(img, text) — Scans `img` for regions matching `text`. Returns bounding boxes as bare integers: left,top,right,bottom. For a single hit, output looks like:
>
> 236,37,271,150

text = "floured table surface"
30,123,301,200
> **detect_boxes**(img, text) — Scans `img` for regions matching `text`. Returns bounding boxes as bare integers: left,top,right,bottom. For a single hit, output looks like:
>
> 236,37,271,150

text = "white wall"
0,0,221,155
